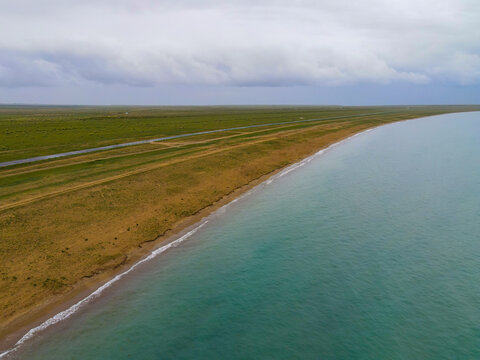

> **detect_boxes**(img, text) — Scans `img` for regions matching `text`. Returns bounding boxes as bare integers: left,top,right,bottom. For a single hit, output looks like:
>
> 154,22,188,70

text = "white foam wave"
265,127,374,186
0,221,208,359
266,158,311,185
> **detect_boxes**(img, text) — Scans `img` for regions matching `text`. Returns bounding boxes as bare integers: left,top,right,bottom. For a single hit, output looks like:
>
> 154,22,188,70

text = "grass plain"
1,105,479,344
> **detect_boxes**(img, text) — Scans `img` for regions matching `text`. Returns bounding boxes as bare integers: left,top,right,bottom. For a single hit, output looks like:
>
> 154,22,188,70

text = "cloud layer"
0,0,479,88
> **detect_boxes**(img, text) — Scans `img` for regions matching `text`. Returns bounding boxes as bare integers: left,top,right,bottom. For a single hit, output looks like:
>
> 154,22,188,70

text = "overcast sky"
0,0,479,105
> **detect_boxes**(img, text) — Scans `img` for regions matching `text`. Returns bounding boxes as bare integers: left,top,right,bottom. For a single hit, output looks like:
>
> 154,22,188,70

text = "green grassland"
1,105,479,340
1,105,385,162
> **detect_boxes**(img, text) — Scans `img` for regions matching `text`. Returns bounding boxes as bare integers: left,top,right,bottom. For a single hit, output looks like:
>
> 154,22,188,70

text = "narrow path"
0,123,312,178
0,111,392,168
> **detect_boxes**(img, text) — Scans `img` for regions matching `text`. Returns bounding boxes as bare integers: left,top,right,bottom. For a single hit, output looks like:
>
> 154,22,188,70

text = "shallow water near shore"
8,112,480,359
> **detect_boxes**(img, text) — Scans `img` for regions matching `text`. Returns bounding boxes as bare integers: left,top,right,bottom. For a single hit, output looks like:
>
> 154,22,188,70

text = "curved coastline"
0,112,463,358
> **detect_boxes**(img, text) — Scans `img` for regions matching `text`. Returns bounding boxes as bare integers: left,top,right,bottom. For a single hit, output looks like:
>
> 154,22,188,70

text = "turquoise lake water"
8,112,480,359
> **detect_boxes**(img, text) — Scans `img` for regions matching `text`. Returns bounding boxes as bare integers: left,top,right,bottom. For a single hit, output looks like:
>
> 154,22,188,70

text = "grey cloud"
0,46,431,88
0,0,478,88
0,51,69,87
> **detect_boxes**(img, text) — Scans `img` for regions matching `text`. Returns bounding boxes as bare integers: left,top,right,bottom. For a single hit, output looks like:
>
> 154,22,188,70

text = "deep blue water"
8,112,480,359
